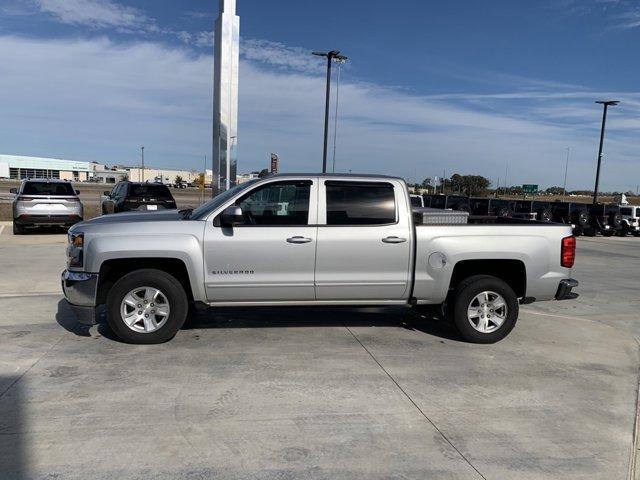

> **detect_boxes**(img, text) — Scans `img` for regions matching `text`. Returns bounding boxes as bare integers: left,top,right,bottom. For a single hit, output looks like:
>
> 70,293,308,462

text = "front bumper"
61,270,98,324
555,278,579,301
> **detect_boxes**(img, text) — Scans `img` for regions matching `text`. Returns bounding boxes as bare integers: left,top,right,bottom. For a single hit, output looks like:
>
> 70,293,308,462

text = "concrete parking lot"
0,224,638,479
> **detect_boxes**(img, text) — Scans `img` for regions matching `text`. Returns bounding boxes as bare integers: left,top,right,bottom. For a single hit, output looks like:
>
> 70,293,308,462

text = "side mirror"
75,190,80,195
103,191,111,197
220,206,244,227
10,188,17,194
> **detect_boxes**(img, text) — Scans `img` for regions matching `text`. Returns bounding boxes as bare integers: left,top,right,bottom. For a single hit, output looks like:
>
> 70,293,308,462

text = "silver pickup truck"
62,174,578,344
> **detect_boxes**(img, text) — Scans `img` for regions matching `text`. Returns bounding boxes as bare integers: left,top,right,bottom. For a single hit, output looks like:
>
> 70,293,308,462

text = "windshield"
22,181,75,196
190,180,260,220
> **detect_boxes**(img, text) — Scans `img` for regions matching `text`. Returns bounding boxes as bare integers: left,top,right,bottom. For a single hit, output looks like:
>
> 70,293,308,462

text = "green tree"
194,173,205,187
175,175,183,185
447,173,491,196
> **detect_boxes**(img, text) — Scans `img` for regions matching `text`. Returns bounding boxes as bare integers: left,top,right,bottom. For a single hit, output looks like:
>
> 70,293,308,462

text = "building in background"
236,171,260,184
0,154,202,185
0,154,93,181
212,0,240,192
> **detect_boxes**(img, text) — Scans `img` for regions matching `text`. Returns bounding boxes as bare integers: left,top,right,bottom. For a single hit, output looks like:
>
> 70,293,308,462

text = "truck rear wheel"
106,268,189,344
451,275,518,344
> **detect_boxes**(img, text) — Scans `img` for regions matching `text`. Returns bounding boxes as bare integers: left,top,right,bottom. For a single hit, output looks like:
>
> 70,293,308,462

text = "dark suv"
551,202,589,234
101,182,177,214
469,198,514,217
512,200,553,222
585,204,623,236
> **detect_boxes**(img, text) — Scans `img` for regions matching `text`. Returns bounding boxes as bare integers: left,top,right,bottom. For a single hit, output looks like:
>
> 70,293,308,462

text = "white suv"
619,205,640,236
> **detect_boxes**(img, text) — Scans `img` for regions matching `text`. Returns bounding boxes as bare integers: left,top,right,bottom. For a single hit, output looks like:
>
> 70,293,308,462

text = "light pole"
593,100,619,204
312,50,348,173
562,147,570,200
140,146,145,182
331,57,346,172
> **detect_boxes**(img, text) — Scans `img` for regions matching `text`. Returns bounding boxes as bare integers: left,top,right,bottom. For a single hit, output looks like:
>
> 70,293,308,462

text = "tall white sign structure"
212,0,239,192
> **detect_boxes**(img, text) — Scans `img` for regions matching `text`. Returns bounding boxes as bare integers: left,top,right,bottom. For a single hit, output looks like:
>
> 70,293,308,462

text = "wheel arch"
449,259,527,298
96,258,195,306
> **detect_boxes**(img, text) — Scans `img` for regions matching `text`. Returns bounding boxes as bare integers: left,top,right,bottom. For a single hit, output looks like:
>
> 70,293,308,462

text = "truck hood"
72,210,181,229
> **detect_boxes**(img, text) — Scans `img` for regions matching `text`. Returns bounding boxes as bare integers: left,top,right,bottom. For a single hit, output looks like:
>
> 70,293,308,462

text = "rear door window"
325,181,396,225
22,182,75,196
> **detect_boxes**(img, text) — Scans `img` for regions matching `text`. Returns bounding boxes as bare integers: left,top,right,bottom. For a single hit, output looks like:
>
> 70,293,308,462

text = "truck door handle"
287,236,312,244
382,236,407,243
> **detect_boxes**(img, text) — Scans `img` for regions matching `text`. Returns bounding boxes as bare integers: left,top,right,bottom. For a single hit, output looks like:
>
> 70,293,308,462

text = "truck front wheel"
106,269,189,344
452,275,519,344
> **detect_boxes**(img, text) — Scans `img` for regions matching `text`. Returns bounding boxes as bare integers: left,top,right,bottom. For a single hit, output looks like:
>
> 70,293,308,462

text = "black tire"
12,221,24,235
572,210,588,227
496,207,510,218
609,213,622,229
451,275,519,344
106,269,189,344
602,230,614,237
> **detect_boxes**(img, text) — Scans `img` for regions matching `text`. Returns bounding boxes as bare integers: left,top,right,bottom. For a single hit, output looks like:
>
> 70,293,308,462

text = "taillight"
561,235,576,268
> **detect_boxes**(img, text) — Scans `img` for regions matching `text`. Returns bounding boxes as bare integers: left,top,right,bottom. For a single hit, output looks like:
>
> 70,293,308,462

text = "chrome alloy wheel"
120,286,170,333
467,291,507,333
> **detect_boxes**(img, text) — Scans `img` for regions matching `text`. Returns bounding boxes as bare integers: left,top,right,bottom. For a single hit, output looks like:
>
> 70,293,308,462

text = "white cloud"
31,0,155,30
241,39,325,74
0,34,638,191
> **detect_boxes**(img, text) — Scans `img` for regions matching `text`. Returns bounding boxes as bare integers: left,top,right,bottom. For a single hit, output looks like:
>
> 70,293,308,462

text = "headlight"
69,232,84,247
67,232,84,268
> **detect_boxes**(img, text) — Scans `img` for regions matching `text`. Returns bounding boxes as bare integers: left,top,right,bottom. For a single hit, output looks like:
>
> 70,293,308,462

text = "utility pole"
593,100,619,204
312,50,348,173
140,146,145,182
562,147,570,200
504,161,509,196
332,58,346,173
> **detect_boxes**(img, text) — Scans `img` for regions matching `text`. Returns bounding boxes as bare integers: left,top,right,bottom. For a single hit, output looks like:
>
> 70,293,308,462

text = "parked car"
11,179,83,234
444,195,472,212
423,194,473,212
101,181,177,215
62,173,578,345
511,200,553,222
469,198,513,217
619,205,640,236
410,194,424,208
585,204,623,236
550,202,589,235
429,194,447,209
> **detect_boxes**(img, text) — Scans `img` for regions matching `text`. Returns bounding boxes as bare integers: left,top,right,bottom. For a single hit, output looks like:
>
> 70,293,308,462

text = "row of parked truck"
411,194,640,237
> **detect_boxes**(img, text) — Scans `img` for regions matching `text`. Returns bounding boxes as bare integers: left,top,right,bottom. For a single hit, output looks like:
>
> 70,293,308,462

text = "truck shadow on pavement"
56,299,462,343
0,375,25,480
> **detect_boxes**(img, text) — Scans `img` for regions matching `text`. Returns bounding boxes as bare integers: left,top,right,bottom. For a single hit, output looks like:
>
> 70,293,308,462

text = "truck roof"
267,173,404,181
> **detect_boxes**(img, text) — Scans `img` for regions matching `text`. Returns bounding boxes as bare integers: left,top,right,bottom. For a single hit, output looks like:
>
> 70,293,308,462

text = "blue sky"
0,0,639,190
